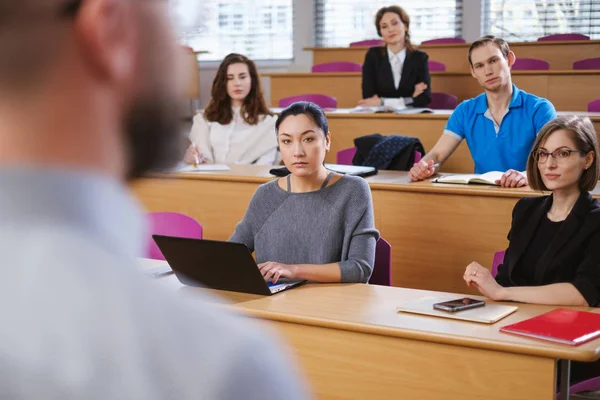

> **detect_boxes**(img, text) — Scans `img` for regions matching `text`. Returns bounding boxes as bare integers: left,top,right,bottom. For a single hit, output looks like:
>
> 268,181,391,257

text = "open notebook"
351,106,433,114
432,171,504,185
397,296,518,324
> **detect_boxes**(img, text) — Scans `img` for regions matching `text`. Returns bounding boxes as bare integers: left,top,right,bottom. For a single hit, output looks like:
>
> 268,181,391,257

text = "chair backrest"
537,33,590,42
336,147,357,165
428,60,446,72
146,212,203,260
279,94,337,109
311,62,362,73
414,151,422,164
429,92,458,110
421,37,466,45
349,39,384,47
573,57,600,70
369,238,392,286
491,250,505,278
588,99,600,113
512,58,550,71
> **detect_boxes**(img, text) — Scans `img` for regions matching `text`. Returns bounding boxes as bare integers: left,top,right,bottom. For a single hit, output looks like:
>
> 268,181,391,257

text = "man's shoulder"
516,87,554,110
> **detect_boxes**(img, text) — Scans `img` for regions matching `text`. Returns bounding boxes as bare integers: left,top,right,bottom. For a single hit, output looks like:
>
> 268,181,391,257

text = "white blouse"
189,107,279,165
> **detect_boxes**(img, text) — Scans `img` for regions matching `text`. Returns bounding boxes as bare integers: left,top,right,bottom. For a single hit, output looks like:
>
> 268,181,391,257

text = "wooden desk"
316,110,600,173
131,166,600,294
141,258,600,400
307,40,600,73
263,70,600,111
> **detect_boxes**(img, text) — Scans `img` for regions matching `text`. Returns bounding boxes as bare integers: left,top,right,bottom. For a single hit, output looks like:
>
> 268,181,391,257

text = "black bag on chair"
353,133,425,171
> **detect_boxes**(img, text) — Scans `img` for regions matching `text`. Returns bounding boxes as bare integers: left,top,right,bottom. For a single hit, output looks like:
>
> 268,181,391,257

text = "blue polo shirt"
444,85,556,174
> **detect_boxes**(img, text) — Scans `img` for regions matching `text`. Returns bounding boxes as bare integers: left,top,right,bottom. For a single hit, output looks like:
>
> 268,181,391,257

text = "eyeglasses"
534,148,585,164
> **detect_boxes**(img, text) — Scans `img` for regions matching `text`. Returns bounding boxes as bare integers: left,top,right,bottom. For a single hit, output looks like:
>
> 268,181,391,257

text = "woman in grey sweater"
230,102,379,284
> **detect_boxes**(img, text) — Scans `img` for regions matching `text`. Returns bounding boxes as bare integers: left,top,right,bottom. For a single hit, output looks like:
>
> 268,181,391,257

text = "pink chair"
491,250,505,278
336,147,357,165
146,212,203,260
369,238,392,286
350,39,384,47
588,99,600,112
279,94,337,109
428,60,446,72
311,62,362,73
421,37,465,45
537,33,590,42
429,92,458,110
512,58,550,70
573,58,600,70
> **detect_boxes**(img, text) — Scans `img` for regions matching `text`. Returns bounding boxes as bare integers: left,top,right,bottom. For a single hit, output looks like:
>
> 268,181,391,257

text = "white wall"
196,1,484,108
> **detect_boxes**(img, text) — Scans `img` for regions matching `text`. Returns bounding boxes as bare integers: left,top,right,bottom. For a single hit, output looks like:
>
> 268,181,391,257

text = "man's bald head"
0,0,76,90
0,0,186,179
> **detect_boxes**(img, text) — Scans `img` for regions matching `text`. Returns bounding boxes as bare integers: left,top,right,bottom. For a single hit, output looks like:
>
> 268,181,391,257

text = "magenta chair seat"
588,99,600,113
311,62,362,73
573,58,600,70
369,238,391,286
350,39,383,47
279,94,337,109
491,250,600,397
429,92,458,110
538,33,590,42
512,58,550,70
421,37,465,45
146,212,203,260
428,60,446,72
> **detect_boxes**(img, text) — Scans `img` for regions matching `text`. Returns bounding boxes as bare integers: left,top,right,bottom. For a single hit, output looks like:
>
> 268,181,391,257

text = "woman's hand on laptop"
258,262,298,284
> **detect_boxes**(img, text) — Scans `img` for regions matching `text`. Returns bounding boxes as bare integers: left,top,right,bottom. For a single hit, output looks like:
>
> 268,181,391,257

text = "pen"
191,142,200,168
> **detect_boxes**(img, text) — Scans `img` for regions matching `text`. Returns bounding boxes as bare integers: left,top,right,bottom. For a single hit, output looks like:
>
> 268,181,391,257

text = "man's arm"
409,134,461,181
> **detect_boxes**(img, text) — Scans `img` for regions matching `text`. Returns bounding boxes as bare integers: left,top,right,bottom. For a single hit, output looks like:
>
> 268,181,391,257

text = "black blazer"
361,46,431,107
496,192,600,306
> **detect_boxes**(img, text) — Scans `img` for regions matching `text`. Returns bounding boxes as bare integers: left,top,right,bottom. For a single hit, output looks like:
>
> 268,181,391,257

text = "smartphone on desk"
433,298,485,313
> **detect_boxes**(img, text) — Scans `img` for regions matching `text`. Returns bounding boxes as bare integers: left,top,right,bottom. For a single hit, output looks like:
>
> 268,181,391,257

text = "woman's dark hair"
204,53,271,125
275,101,329,137
374,5,414,52
527,115,599,192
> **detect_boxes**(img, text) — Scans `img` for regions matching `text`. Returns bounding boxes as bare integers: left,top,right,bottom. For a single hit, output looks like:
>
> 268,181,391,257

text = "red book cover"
500,308,600,346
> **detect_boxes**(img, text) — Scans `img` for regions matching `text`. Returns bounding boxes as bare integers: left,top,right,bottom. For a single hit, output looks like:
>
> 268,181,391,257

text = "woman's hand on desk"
184,144,205,165
408,160,436,181
412,82,428,98
495,170,528,188
463,262,506,301
358,95,382,107
258,262,298,284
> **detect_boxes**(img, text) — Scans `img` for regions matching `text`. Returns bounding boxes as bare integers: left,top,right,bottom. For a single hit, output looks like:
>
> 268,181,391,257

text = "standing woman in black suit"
358,6,431,108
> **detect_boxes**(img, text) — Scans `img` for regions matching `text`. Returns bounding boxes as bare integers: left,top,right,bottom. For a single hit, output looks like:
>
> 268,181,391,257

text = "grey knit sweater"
229,175,380,283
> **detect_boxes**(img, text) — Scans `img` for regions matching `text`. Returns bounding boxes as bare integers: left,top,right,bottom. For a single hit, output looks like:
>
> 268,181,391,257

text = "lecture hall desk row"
318,110,600,173
131,165,600,295
142,257,600,400
306,40,600,73
262,70,600,110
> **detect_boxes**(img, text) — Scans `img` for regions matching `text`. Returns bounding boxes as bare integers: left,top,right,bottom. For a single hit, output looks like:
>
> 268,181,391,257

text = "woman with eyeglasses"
462,115,600,387
462,115,600,307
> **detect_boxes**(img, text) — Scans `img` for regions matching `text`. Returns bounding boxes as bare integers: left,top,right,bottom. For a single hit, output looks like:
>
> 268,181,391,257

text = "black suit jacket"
361,46,431,107
496,192,600,306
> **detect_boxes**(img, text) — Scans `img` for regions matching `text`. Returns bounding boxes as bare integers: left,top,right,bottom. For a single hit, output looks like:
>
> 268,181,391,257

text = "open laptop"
152,235,306,295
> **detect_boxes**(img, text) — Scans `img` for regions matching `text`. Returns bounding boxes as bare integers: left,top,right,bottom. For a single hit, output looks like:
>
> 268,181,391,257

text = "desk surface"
141,258,600,362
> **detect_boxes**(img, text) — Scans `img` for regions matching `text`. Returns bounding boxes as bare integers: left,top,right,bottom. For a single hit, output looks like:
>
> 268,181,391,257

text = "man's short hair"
468,35,511,66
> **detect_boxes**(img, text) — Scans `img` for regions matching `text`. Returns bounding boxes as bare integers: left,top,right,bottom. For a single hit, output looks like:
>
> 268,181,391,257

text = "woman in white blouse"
184,53,278,165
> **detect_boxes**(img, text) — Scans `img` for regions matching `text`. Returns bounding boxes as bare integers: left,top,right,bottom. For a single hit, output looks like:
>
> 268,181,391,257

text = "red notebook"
500,308,600,346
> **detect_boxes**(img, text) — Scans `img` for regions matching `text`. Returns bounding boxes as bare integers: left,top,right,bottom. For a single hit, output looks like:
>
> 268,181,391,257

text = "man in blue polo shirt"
409,35,557,187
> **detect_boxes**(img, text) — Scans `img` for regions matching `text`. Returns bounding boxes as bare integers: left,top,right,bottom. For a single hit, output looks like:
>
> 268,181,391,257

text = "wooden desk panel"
142,260,600,400
134,167,600,293
264,71,600,111
307,40,600,73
